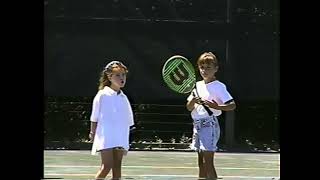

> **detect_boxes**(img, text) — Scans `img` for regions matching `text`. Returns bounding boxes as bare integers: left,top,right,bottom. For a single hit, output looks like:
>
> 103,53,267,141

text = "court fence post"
225,0,235,150
225,111,235,149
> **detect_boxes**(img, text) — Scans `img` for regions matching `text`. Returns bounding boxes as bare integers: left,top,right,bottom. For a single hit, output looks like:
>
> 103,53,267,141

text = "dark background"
44,0,279,149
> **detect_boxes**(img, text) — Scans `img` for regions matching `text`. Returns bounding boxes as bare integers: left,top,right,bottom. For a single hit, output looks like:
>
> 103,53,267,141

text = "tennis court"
44,150,279,180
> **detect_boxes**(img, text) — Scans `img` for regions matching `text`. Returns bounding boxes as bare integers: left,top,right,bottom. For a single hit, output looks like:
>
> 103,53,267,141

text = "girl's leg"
197,151,206,179
95,149,113,179
203,151,217,179
112,148,124,180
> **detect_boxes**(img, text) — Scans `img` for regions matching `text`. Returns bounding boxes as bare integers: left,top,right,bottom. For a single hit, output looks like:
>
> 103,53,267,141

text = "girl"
186,52,236,179
89,61,134,180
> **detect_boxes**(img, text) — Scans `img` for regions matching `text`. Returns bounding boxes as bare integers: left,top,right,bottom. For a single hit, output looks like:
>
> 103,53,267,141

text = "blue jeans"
191,116,220,152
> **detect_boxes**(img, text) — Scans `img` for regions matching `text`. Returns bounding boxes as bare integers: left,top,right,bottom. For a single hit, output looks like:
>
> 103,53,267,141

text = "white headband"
104,61,126,70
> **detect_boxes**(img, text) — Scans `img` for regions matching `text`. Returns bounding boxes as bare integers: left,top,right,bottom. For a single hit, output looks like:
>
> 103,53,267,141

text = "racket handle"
193,86,213,116
203,105,213,116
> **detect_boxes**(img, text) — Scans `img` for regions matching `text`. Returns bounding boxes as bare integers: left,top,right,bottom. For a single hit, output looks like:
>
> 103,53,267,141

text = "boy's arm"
204,84,236,111
186,88,204,111
186,98,197,111
216,100,236,111
186,97,203,111
203,99,236,111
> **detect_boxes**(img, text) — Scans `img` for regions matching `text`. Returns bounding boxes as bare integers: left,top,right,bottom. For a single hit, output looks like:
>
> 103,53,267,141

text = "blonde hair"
98,61,128,90
197,52,218,67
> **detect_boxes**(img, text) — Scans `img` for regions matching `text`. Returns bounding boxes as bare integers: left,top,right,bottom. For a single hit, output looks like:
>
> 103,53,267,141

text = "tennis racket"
162,55,196,94
162,55,213,116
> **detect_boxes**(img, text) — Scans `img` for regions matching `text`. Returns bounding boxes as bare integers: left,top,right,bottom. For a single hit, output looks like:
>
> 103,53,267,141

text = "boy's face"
198,62,218,80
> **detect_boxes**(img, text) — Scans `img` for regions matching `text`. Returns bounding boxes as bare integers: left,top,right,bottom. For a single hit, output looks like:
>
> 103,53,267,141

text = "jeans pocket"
202,118,214,127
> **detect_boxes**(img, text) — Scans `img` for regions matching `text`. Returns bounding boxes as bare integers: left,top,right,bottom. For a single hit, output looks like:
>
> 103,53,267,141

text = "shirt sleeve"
216,84,234,104
90,92,101,122
125,96,134,126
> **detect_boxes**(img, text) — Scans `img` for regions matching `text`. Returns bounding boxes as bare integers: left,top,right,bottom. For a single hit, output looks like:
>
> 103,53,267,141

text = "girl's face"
198,62,218,81
108,67,127,89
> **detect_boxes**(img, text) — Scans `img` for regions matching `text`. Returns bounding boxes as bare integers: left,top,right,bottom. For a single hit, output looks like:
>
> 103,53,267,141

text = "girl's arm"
90,122,97,134
89,122,97,142
89,92,101,140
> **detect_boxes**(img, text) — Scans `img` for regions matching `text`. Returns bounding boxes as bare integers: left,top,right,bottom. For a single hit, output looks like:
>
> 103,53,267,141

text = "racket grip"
203,105,213,116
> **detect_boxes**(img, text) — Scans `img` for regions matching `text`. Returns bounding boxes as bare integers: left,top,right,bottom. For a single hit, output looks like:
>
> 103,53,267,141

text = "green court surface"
44,150,280,180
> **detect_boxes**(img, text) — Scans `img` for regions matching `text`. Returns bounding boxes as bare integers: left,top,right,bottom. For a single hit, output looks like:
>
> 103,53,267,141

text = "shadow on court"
44,150,279,180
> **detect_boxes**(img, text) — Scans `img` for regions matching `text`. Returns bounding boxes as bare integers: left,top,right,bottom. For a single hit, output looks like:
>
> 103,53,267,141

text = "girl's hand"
89,132,95,142
203,99,219,109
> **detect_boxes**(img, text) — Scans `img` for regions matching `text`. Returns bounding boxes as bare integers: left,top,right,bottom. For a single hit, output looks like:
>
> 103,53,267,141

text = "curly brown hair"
98,61,128,90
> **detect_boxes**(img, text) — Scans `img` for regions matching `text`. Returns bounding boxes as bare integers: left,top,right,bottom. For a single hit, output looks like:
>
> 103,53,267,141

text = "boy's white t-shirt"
187,80,233,119
90,86,134,155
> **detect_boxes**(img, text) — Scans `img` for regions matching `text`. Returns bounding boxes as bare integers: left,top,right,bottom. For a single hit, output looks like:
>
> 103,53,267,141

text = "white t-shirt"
187,80,233,119
90,86,134,155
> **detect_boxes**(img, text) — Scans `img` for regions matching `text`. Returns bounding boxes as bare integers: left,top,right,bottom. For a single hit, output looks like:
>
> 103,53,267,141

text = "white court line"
127,151,280,156
45,173,280,179
44,151,280,158
45,165,279,170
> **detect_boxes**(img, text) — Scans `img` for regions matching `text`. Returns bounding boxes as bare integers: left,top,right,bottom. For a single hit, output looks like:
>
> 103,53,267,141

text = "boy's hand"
203,99,219,109
192,97,204,105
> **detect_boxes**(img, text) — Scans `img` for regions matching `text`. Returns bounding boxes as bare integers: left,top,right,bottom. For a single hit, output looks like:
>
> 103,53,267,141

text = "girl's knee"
198,160,205,168
100,164,112,172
